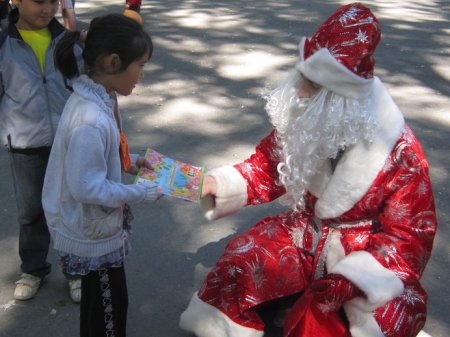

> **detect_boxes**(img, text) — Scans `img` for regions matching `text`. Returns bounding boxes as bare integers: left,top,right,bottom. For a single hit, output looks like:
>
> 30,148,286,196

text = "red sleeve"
234,129,286,205
369,137,437,283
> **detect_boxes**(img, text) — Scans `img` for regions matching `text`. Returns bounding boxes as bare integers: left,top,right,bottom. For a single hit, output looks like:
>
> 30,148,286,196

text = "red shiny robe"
197,126,437,337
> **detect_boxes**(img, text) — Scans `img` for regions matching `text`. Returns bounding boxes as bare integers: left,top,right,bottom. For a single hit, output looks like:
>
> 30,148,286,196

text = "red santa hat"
296,3,381,99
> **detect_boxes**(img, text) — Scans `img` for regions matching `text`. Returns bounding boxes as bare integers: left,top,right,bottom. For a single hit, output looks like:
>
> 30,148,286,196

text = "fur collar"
309,77,405,219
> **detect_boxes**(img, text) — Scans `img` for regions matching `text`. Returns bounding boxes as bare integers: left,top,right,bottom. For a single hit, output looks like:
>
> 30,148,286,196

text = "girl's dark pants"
80,266,128,337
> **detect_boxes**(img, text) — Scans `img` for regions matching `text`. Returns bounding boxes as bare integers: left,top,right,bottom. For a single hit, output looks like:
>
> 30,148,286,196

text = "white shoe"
14,273,41,300
68,279,82,303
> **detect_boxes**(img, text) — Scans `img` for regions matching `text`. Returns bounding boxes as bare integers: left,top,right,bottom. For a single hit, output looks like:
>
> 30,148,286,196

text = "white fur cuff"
179,292,263,337
330,250,404,311
200,166,248,221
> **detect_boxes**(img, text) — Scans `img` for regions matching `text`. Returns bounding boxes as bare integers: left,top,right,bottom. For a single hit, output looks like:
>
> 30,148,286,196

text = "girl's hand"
136,180,163,202
128,156,153,175
135,156,153,169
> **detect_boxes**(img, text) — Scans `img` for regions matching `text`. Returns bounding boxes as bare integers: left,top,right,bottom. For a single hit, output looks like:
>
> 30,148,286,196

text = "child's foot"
14,273,42,300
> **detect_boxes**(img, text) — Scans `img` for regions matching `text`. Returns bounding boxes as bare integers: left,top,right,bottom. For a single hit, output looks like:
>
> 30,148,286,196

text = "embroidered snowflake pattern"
416,180,429,197
374,243,402,267
227,265,243,278
258,220,280,239
356,28,369,43
338,6,361,25
402,287,426,306
317,299,339,313
245,255,267,290
385,199,410,222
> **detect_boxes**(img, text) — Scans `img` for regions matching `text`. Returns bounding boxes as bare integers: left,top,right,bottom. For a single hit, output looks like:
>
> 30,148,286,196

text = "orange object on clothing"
119,131,131,172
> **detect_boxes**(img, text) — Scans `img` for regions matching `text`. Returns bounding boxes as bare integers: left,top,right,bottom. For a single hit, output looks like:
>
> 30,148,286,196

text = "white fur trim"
325,228,346,272
344,301,385,337
326,241,403,337
179,292,263,337
417,331,433,337
313,78,405,219
330,250,404,311
297,38,374,99
326,233,430,337
200,166,248,221
307,161,332,198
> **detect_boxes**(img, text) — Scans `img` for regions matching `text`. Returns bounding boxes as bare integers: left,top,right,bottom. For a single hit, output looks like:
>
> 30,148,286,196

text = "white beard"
265,70,377,211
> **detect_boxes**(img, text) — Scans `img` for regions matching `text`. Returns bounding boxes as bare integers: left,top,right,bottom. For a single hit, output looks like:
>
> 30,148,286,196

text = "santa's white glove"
137,180,163,202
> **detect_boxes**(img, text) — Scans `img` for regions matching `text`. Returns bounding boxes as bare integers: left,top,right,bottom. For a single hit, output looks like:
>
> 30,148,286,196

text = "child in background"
0,0,9,30
125,0,141,12
0,0,83,301
60,0,76,31
124,0,142,25
42,13,160,337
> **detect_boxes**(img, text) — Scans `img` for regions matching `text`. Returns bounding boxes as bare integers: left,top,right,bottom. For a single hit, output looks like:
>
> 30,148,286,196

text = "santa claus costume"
179,3,437,337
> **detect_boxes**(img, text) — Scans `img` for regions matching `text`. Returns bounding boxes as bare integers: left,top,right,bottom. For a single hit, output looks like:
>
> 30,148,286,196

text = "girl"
42,13,160,337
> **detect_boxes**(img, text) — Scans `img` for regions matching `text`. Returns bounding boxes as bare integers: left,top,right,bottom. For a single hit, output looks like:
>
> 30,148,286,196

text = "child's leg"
57,251,83,303
8,148,52,300
9,149,52,279
80,266,128,337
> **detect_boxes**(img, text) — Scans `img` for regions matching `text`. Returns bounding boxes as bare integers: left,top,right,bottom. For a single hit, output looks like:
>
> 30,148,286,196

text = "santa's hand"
309,273,363,314
200,175,217,215
201,175,217,197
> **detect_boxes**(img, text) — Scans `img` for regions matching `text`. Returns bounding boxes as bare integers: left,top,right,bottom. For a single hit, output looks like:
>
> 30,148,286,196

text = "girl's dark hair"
55,13,153,79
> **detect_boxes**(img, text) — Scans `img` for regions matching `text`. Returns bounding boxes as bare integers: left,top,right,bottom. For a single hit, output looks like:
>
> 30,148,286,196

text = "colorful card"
135,148,204,202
